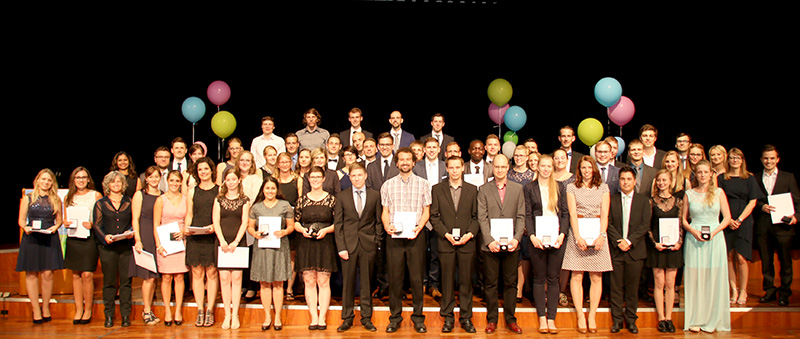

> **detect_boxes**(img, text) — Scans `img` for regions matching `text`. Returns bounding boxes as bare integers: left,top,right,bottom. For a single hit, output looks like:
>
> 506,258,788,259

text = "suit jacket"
334,186,384,254
477,180,526,251
420,132,455,161
365,154,400,190
568,150,587,173
607,192,651,261
523,181,570,237
412,159,448,185
599,164,621,195
430,181,479,253
339,128,373,147
625,162,657,198
169,157,193,172
626,148,666,171
390,129,415,149
754,169,800,237
464,159,494,184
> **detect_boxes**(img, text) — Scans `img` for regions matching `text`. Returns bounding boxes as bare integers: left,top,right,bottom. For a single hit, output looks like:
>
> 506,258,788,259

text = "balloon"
614,137,626,158
488,103,509,125
207,80,231,106
503,131,518,144
211,111,237,139
594,77,622,107
504,106,527,132
181,96,206,124
577,118,604,146
607,96,635,127
487,78,513,107
502,141,516,159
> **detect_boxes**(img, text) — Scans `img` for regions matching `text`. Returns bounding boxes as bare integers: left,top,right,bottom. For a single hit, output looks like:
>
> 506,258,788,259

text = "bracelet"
599,232,607,237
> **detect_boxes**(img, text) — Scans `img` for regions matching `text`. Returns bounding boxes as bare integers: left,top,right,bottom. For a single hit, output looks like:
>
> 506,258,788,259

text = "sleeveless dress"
216,195,250,268
249,200,294,282
561,183,613,272
186,184,219,267
683,188,731,332
156,194,189,274
717,175,763,261
646,195,684,269
338,169,352,190
64,191,100,272
294,193,338,273
129,190,160,279
16,195,65,272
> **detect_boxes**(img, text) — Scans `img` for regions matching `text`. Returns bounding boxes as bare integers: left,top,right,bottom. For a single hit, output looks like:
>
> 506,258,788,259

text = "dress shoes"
778,296,790,306
485,322,497,334
373,289,388,299
386,322,400,333
362,321,377,332
442,320,454,333
429,287,442,299
104,316,114,328
666,320,676,333
337,321,353,332
760,291,777,303
657,320,667,333
461,320,476,333
507,322,523,334
610,322,623,333
627,323,639,334
414,323,427,333
121,316,131,327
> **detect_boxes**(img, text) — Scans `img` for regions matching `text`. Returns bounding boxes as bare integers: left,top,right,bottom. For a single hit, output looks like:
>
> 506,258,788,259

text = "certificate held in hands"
578,218,601,248
156,222,185,255
391,211,417,238
258,216,282,249
217,246,250,269
768,193,796,224
132,247,158,273
658,218,680,247
66,206,91,239
535,216,560,248
490,218,514,251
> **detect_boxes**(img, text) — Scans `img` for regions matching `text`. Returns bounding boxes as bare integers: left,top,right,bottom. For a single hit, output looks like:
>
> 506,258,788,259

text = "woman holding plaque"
130,166,162,325
154,170,190,326
682,160,732,333
561,156,611,334
294,166,337,330
185,157,219,327
213,168,251,330
248,176,295,331
524,154,568,334
648,169,684,333
17,169,64,324
718,148,762,305
64,167,103,325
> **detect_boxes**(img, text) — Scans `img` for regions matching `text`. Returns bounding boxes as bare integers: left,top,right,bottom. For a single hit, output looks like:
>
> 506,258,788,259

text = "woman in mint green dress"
681,160,732,333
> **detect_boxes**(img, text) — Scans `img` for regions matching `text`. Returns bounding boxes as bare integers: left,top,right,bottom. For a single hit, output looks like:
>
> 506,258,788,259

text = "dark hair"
377,132,394,143
110,151,137,179
396,147,415,163
65,166,96,207
445,156,464,166
254,176,285,204
574,156,602,189
191,157,217,183
619,166,636,178
762,144,780,157
308,165,326,178
171,137,187,148
639,124,658,138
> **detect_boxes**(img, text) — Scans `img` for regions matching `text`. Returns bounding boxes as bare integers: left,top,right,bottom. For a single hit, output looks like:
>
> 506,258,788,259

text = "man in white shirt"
388,110,415,151
674,133,692,170
420,113,455,161
636,124,666,170
595,141,620,194
412,137,447,300
251,116,286,168
326,134,344,170
169,137,190,173
484,134,501,165
340,107,373,147
558,126,585,173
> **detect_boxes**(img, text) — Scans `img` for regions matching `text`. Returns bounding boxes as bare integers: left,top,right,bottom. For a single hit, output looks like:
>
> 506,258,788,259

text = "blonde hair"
651,169,673,198
695,160,718,207
723,147,751,180
272,152,299,181
537,154,560,213
661,151,687,193
709,144,728,168
236,150,257,176
31,169,61,215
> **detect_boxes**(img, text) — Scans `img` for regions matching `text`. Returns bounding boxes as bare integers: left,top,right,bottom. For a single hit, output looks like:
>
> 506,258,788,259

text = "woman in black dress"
294,166,337,330
718,148,763,305
274,152,302,300
93,171,135,328
110,151,141,198
17,169,64,324
648,169,684,333
63,167,102,324
185,157,219,327
130,166,162,325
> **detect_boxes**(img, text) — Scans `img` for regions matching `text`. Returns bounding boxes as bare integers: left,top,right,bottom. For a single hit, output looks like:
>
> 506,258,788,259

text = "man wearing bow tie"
326,134,345,170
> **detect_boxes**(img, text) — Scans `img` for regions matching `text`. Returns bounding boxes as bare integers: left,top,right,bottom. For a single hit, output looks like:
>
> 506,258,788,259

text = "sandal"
286,292,295,301
195,311,205,327
737,290,748,305
730,288,739,303
143,311,160,326
558,292,569,307
204,309,215,327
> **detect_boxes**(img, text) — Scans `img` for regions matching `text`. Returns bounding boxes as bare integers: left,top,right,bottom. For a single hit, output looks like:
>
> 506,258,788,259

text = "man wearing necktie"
608,167,651,334
558,126,585,173
420,113,455,161
365,132,400,300
595,141,620,194
674,133,692,170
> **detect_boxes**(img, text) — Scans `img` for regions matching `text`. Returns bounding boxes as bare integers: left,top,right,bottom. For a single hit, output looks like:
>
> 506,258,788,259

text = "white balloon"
502,141,516,159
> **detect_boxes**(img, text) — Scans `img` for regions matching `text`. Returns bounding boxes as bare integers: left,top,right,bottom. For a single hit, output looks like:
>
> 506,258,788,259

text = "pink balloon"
488,103,509,125
608,95,635,127
207,80,231,106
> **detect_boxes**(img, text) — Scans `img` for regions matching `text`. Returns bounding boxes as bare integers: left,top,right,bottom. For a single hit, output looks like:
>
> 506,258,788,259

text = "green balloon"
488,78,513,107
211,111,237,139
577,118,604,146
503,131,518,144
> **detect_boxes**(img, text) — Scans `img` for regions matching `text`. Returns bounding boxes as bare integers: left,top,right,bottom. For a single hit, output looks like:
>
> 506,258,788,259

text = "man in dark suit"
558,126,585,173
464,139,493,185
339,107,373,147
169,137,192,173
626,139,657,198
335,162,382,332
420,113,455,161
754,145,800,306
388,110,415,151
595,141,621,194
608,167,651,334
365,132,400,299
412,137,448,299
326,133,346,171
430,156,479,333
477,154,525,334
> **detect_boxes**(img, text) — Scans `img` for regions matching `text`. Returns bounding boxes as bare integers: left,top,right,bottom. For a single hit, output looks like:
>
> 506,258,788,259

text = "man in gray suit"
595,141,620,194
477,154,525,334
413,137,448,299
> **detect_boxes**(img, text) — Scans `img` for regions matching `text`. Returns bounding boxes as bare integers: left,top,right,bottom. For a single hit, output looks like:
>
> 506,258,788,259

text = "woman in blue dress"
681,160,732,333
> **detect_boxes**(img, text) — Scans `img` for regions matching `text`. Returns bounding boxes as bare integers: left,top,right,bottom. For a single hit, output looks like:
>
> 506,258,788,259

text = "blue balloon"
594,77,622,107
504,106,527,132
182,96,206,124
615,136,626,157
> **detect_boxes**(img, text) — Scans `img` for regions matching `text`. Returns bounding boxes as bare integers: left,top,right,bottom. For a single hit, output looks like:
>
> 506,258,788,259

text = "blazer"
430,181,479,253
627,149,666,171
465,160,494,184
412,159,448,186
365,154,400,190
754,169,800,237
568,150,587,174
599,163,621,195
607,191,651,261
390,129,416,149
523,180,570,238
169,157,193,172
420,132,455,161
625,162,657,198
334,186,383,254
477,180,526,251
339,128,373,147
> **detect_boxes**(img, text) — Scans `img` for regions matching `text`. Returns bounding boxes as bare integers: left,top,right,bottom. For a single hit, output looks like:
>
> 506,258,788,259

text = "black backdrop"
6,3,796,245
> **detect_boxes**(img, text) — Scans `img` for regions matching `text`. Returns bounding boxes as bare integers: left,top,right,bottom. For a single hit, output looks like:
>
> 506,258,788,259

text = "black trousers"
424,228,441,290
439,249,474,322
530,245,565,320
757,226,794,297
386,235,426,325
609,254,644,324
482,250,518,324
98,243,132,318
340,245,375,323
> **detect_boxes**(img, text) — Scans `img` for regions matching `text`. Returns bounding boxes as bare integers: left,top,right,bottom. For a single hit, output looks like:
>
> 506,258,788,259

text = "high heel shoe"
231,315,240,330
737,289,748,305
730,288,739,303
221,315,231,329
79,311,92,325
576,317,587,334
587,317,597,333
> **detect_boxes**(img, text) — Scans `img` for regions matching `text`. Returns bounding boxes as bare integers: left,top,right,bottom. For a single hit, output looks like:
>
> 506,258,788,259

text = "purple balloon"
488,103,509,125
207,80,231,107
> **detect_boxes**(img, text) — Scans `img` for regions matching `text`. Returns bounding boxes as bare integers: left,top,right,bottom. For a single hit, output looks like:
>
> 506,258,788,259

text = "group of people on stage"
17,107,799,335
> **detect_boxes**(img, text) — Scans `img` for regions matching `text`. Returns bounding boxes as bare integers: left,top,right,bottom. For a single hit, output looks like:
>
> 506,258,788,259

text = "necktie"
475,165,480,174
393,133,400,151
383,159,389,179
356,190,363,217
601,166,606,183
177,162,182,172
622,195,630,239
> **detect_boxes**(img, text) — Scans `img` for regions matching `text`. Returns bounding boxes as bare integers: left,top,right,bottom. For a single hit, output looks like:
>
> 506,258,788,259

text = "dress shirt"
496,180,507,204
172,158,188,172
449,181,462,211
425,159,440,185
469,160,485,175
328,156,340,170
380,174,432,225
643,150,656,167
621,191,633,244
381,154,394,177
353,185,366,215
599,164,609,183
391,129,403,151
251,133,286,168
432,131,443,146
763,169,779,195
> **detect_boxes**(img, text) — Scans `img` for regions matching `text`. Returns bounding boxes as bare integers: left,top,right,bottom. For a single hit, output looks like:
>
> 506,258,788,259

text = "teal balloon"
504,106,527,132
181,96,206,124
615,137,626,157
594,77,622,107
503,131,518,144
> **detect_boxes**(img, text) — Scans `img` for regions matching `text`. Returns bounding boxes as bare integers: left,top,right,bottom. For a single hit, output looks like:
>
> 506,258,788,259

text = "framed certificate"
577,218,601,247
658,218,680,246
490,218,514,243
392,211,417,238
258,216,282,249
535,216,559,247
